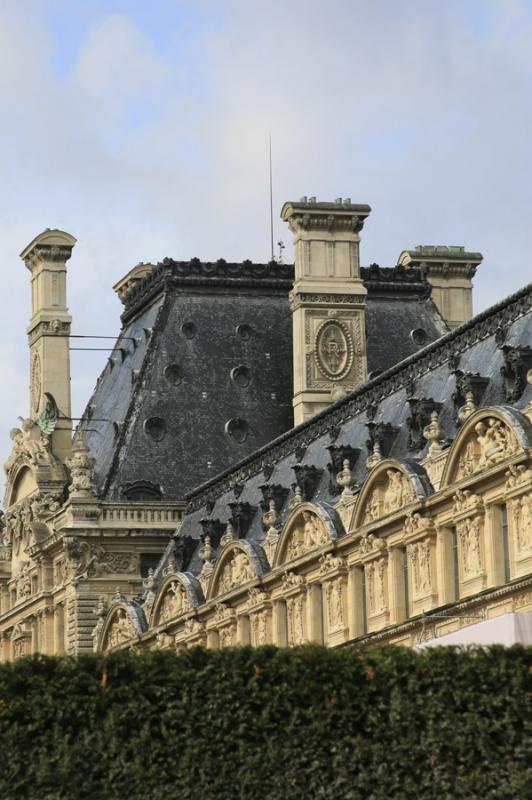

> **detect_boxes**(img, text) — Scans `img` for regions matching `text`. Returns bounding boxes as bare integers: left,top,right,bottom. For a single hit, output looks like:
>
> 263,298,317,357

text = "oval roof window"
410,328,428,346
144,417,167,442
231,365,251,387
225,418,249,443
181,322,196,339
164,364,182,385
236,323,252,340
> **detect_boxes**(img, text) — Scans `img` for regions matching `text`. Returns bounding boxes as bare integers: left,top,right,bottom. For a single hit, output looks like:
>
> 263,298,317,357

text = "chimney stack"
282,197,371,425
397,246,482,329
20,229,76,462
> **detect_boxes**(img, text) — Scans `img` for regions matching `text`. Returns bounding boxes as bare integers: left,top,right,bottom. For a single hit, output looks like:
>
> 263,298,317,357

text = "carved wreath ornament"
314,319,354,381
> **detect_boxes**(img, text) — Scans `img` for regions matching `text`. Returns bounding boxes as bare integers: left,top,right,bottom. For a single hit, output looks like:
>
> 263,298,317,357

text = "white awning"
417,611,532,648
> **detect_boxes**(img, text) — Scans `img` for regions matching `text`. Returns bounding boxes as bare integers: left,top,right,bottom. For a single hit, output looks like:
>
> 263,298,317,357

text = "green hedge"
0,645,530,800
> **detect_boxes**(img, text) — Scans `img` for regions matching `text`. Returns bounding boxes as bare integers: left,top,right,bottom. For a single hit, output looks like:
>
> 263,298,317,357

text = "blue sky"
1,0,532,461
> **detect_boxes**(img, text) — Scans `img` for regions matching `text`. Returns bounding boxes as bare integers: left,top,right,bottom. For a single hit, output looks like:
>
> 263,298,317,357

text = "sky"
1,0,532,469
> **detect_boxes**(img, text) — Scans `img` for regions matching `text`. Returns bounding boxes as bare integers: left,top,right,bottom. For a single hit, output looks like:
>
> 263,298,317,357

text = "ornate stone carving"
291,465,322,502
366,439,383,470
325,577,345,633
453,488,482,515
157,579,191,624
318,552,346,575
106,608,136,649
92,596,109,651
365,560,386,616
282,571,306,592
408,540,432,598
198,534,215,595
359,533,387,555
456,417,518,480
336,460,356,500
511,495,531,556
452,371,488,425
250,609,269,645
327,445,359,495
15,562,32,600
423,411,444,458
261,500,280,563
66,431,96,499
4,419,56,476
500,345,532,402
457,390,477,424
407,398,442,452
284,511,329,561
215,549,254,595
314,318,354,381
362,469,416,525
505,463,532,490
286,593,305,644
457,517,483,578
64,539,138,583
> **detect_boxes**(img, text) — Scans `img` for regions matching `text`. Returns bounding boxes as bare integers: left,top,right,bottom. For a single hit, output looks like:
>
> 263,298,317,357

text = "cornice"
185,281,532,512
121,258,295,324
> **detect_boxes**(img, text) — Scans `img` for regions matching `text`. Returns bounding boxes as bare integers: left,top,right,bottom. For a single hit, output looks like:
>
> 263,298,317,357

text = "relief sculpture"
314,319,354,381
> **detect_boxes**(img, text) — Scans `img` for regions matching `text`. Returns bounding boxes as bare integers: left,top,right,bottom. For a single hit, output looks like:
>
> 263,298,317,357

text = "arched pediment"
150,571,203,627
99,601,146,652
352,459,431,529
441,406,532,488
5,464,38,508
273,502,344,567
207,540,268,600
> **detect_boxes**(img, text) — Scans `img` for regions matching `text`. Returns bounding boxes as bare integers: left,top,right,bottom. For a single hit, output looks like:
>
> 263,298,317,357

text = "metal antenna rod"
269,134,274,262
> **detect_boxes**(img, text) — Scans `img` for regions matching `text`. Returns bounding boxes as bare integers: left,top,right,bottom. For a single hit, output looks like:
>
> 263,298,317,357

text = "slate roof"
80,259,447,502
174,281,532,574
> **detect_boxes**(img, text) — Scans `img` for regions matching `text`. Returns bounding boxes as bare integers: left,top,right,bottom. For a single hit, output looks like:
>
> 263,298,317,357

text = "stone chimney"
281,197,371,425
20,229,77,462
397,246,482,329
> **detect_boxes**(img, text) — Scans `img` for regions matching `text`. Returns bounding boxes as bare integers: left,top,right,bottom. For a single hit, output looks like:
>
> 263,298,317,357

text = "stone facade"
2,198,530,661
95,402,532,653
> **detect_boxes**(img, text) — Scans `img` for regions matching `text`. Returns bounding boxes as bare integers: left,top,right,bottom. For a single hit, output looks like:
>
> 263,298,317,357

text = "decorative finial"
336,459,356,499
423,410,443,457
366,440,383,469
457,390,477,423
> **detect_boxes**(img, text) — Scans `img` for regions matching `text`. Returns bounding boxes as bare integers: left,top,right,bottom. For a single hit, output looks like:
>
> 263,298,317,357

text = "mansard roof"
79,257,446,503
177,281,532,565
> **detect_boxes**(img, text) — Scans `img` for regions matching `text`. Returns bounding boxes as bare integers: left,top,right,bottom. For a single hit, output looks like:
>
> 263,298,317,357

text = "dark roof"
81,259,294,501
80,258,447,502
175,281,532,572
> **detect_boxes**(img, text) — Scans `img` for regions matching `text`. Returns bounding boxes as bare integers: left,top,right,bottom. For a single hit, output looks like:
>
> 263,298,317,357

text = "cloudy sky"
1,0,532,463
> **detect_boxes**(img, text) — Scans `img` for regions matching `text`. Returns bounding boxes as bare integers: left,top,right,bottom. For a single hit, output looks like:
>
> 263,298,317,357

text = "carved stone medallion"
314,319,354,381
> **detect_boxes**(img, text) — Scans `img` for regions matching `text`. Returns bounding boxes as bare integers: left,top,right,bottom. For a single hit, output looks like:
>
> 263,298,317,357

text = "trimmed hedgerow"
0,645,530,800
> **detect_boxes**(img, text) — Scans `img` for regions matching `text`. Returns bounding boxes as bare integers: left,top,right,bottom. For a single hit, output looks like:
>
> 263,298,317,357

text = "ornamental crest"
314,319,354,381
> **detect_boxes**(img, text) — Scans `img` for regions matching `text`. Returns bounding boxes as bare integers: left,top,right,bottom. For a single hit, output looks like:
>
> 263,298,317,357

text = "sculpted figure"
476,418,513,468
303,512,327,548
383,470,404,513
231,551,253,586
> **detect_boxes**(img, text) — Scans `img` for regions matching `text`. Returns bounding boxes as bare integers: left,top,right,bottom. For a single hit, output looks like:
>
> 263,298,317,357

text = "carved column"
282,573,307,645
282,198,370,424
